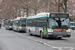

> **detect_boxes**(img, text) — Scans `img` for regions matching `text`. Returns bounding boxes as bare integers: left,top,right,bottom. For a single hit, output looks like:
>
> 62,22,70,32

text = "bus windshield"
20,20,26,27
9,21,13,26
49,18,69,29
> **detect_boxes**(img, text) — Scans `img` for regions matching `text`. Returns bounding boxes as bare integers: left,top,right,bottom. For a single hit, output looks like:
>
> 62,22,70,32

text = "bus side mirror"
47,17,48,22
47,19,48,22
69,18,71,21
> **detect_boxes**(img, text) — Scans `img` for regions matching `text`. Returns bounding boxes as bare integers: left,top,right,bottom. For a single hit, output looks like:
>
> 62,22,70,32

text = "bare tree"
51,0,68,13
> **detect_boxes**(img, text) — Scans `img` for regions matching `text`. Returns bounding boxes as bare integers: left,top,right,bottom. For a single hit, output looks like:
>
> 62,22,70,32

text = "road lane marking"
13,33,62,50
11,31,75,50
47,41,75,45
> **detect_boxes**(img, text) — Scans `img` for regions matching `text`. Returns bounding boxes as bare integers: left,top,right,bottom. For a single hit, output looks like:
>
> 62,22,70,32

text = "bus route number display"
57,14,68,17
21,18,26,20
50,13,69,17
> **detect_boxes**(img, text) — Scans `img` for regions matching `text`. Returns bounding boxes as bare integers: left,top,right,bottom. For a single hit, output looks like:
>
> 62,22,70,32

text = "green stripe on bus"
43,27,47,34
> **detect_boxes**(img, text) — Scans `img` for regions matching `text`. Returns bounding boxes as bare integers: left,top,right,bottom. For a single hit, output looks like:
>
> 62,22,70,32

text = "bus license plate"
60,29,66,32
57,35,62,37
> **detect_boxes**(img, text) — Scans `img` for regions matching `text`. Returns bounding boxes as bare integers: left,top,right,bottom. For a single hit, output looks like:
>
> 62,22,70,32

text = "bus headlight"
67,29,71,32
19,27,22,29
9,26,12,28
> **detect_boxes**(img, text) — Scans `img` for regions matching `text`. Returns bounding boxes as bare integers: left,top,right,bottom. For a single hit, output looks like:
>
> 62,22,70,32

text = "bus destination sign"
50,13,69,17
20,18,26,20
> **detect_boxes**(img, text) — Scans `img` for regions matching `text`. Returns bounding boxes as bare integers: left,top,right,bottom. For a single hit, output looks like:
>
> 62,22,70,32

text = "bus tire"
13,28,15,31
29,30,32,36
30,33,32,36
72,28,74,30
6,28,8,30
58,37,62,39
40,32,43,39
13,28,16,31
17,28,19,32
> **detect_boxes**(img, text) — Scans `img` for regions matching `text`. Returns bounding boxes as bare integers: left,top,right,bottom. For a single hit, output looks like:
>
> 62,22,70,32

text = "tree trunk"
26,6,29,17
34,6,37,15
64,0,68,13
64,0,67,13
58,0,60,12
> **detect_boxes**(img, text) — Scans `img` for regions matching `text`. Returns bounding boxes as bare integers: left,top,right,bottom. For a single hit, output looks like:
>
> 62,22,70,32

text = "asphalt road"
0,27,55,50
1,27,75,50
18,30,75,50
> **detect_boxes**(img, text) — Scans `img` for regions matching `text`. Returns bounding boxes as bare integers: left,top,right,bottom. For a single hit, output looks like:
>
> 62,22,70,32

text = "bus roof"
16,17,27,19
5,19,13,21
13,17,26,21
27,12,69,19
13,17,20,21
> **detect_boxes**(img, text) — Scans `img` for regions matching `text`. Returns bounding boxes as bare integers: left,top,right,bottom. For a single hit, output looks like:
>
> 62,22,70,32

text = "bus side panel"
35,27,43,35
26,26,29,33
30,27,35,33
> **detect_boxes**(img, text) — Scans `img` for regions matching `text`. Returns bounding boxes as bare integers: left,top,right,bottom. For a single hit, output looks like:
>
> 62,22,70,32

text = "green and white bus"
5,19,13,30
26,13,71,39
13,17,26,32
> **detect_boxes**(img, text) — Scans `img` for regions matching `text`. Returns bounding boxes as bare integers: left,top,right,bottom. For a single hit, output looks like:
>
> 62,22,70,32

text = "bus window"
20,20,26,27
41,22,47,27
37,22,42,27
27,19,33,26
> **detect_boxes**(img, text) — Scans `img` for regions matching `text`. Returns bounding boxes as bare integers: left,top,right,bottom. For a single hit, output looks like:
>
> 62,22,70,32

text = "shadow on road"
18,31,26,33
31,35,68,40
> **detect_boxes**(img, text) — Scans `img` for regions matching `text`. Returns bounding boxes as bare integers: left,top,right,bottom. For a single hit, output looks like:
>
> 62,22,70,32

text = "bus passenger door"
42,22,48,35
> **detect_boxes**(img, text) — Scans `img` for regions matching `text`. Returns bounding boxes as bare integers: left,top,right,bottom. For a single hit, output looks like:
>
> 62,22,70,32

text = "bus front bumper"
9,26,13,30
18,29,26,32
47,32,71,38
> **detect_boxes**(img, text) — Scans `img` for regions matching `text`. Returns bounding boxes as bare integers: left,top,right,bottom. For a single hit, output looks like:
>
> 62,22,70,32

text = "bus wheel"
29,30,32,36
13,28,15,31
40,32,43,39
6,28,8,30
72,28,74,30
17,28,19,32
58,37,62,39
